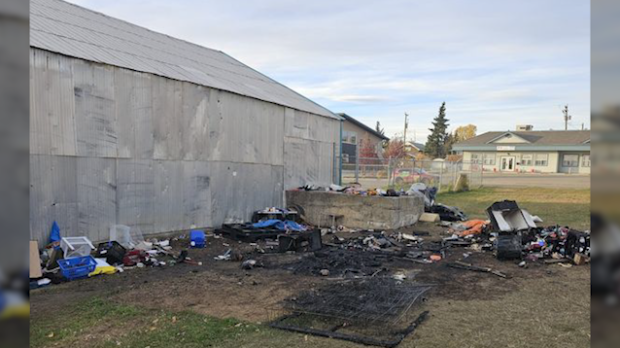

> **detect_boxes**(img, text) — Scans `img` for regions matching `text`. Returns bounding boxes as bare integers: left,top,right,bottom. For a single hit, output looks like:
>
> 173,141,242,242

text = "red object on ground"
123,250,147,266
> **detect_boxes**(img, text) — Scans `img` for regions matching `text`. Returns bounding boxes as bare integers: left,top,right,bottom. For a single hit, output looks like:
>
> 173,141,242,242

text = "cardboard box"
30,241,43,278
419,213,440,223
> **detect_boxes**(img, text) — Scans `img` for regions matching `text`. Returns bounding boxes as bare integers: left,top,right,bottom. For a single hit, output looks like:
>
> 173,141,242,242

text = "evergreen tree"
444,131,458,156
424,102,450,158
375,121,385,136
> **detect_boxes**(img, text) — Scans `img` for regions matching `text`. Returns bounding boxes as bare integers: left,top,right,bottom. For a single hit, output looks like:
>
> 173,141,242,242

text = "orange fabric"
458,219,488,236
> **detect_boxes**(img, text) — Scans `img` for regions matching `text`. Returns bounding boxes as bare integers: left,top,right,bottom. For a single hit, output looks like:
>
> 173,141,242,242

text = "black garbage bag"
426,204,467,221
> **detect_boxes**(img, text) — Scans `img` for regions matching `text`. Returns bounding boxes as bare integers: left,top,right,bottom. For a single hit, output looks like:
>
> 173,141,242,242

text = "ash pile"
280,231,447,278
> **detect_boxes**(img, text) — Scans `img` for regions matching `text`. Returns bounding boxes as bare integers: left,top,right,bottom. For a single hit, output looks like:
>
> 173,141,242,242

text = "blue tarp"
252,219,280,228
49,221,61,249
251,219,307,231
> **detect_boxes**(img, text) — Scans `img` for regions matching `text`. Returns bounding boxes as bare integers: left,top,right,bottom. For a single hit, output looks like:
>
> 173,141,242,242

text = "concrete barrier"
286,190,424,230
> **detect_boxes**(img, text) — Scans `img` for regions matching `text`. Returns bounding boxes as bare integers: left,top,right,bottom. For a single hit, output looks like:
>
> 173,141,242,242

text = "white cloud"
65,0,590,140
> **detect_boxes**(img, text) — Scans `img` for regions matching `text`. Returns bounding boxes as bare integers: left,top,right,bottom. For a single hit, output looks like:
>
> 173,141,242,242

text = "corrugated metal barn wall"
30,49,340,245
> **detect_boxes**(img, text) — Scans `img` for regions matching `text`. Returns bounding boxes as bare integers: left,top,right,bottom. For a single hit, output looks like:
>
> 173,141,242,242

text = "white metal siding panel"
73,59,117,158
30,49,338,243
30,155,79,242
114,69,154,160
116,159,155,235
76,157,117,242
30,49,77,156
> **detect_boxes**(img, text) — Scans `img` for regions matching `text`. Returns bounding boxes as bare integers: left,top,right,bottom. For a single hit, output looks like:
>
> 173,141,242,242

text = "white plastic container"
109,225,144,249
60,236,95,258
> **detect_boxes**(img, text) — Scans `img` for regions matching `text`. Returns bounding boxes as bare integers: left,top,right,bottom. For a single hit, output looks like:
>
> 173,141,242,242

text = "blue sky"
67,0,590,142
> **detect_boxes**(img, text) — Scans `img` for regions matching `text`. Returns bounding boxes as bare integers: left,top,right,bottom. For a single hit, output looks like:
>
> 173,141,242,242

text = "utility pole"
563,105,572,131
403,112,409,143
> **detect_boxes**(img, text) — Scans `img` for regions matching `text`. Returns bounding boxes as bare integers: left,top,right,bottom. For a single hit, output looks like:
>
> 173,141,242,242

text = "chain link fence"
342,157,484,192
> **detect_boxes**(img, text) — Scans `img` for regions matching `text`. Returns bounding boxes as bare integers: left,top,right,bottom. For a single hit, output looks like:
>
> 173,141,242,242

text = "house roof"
30,0,339,120
408,142,425,151
338,113,390,141
453,130,591,151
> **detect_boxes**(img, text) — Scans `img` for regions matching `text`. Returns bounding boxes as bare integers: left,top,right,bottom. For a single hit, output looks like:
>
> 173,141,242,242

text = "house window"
521,154,533,166
562,154,579,167
483,153,495,165
470,153,480,164
343,131,357,145
534,154,548,166
581,154,590,167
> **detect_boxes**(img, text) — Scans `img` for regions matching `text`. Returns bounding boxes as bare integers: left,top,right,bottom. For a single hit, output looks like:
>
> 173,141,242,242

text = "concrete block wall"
286,191,424,230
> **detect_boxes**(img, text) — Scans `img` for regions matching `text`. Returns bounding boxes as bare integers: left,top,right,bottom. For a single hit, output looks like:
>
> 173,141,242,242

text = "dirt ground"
30,221,590,347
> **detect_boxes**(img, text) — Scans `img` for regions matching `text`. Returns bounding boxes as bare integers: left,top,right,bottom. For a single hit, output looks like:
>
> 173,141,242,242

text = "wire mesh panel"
284,278,431,324
270,278,432,347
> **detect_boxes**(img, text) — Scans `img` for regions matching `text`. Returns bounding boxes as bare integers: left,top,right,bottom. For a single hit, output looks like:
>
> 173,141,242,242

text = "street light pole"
403,112,409,143
563,105,572,131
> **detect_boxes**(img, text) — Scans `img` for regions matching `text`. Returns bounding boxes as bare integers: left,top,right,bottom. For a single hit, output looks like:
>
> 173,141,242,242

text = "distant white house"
453,126,590,174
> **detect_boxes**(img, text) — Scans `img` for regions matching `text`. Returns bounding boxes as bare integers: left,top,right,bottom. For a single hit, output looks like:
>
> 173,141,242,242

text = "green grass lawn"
436,187,591,230
31,298,274,348
30,297,362,348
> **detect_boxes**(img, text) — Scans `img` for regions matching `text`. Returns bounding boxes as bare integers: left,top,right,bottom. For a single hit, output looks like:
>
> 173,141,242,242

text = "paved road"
480,173,590,189
345,174,590,189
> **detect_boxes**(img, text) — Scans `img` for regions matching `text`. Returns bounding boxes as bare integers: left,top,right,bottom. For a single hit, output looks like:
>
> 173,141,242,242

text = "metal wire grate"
283,278,431,324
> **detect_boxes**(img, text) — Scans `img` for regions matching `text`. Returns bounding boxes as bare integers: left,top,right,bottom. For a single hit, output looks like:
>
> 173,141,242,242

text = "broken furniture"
496,233,522,260
486,200,537,260
278,230,322,253
486,200,537,232
285,190,424,230
60,236,95,258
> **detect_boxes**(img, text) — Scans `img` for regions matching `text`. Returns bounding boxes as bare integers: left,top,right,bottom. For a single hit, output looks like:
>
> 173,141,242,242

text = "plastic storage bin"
109,225,144,249
60,236,95,258
190,230,206,248
58,256,97,280
95,241,127,265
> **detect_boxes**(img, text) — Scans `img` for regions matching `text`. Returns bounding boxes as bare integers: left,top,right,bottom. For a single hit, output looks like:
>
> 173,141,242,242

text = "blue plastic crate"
58,255,97,281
